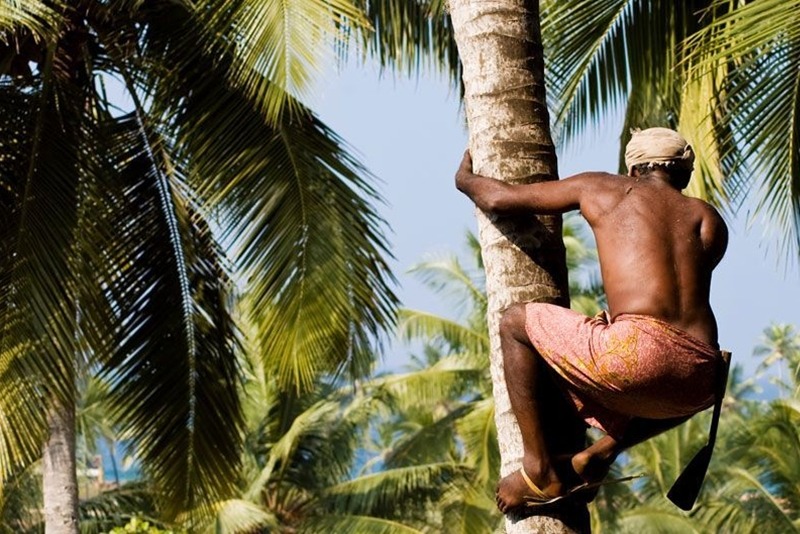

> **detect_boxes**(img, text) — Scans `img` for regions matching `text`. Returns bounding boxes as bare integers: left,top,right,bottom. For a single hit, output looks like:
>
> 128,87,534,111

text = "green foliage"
108,517,180,534
540,0,800,259
0,0,400,526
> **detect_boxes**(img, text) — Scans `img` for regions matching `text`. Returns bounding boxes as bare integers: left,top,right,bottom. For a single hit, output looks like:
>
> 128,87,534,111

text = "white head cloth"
624,127,695,172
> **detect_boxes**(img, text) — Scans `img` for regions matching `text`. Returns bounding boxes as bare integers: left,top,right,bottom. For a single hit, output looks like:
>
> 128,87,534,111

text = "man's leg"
494,302,585,512
572,416,689,484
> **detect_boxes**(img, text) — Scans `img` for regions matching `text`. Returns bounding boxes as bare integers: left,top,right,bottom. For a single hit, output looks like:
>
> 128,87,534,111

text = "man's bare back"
573,170,726,346
455,154,728,346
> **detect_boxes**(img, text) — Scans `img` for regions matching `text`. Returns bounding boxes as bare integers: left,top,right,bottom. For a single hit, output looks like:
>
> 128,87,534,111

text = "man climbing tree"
449,1,729,530
456,128,728,514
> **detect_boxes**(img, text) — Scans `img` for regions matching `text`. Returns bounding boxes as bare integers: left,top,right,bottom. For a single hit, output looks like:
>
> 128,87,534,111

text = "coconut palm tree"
753,323,800,397
0,1,398,530
447,1,586,531
185,327,479,534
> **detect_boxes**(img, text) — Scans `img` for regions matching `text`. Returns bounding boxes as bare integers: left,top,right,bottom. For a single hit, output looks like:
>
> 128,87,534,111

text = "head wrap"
624,127,695,172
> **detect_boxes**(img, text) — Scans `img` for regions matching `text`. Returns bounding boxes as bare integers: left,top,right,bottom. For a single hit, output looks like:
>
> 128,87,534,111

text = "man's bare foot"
571,449,613,486
495,458,563,513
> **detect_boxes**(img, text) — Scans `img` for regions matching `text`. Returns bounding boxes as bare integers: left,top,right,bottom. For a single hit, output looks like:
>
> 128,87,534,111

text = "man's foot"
495,459,563,513
563,447,646,504
571,449,613,487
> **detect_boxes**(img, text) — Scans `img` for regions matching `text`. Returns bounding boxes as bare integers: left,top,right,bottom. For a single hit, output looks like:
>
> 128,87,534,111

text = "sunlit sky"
309,58,800,383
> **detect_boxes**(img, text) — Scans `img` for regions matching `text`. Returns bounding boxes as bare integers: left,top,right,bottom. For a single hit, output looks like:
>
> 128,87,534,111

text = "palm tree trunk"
448,1,588,532
43,401,79,534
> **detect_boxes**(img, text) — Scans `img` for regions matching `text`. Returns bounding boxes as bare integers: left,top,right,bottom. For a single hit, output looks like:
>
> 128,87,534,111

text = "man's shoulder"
562,171,631,197
564,171,626,183
564,172,631,222
684,195,726,222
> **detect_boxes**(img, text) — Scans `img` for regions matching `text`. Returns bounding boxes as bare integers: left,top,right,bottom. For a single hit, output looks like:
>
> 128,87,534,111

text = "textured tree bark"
43,401,79,534
448,0,588,532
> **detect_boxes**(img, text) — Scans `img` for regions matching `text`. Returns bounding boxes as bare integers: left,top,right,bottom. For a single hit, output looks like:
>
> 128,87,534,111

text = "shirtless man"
455,127,728,513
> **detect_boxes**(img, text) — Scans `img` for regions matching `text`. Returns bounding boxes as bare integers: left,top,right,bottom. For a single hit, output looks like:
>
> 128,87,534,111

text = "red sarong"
524,303,722,440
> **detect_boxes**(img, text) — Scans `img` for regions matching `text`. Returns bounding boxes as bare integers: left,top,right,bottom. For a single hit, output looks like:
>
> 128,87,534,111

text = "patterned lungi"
524,303,722,440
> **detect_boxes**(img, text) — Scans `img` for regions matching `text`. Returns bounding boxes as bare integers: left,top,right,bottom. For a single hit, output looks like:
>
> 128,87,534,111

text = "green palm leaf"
78,482,161,533
0,459,41,533
0,52,86,478
616,506,705,533
245,387,377,500
199,0,369,122
300,514,425,534
407,255,487,319
320,463,473,516
350,0,460,84
542,0,634,141
91,107,243,520
204,498,278,534
0,0,60,38
686,0,800,254
455,398,498,485
379,404,471,469
371,355,484,411
128,0,397,392
398,309,488,357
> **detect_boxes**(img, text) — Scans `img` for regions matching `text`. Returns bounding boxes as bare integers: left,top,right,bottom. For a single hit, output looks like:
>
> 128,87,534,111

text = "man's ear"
628,167,638,177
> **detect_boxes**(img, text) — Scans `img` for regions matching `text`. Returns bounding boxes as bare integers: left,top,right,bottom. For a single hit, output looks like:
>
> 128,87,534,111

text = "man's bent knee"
500,302,530,342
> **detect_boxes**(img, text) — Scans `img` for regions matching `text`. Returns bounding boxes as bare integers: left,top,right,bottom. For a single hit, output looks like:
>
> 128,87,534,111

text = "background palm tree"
0,0,397,530
753,324,800,397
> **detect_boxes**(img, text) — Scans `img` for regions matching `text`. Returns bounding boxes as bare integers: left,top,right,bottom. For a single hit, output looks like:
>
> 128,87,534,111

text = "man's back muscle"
579,172,727,346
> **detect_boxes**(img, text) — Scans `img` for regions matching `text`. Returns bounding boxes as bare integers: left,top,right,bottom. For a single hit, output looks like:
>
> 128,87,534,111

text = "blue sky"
310,58,800,381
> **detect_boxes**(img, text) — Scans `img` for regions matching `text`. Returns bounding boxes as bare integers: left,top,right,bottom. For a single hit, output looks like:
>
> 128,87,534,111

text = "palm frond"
380,404,471,469
299,514,425,534
0,0,60,38
134,7,397,390
0,459,41,533
686,0,800,256
677,69,734,208
78,482,161,534
320,463,473,516
199,0,368,122
542,0,633,141
369,355,484,412
406,255,486,318
347,0,459,85
91,105,243,520
454,398,498,485
246,388,378,500
202,499,278,534
0,48,89,478
438,483,500,534
397,309,487,356
726,467,797,532
615,506,705,533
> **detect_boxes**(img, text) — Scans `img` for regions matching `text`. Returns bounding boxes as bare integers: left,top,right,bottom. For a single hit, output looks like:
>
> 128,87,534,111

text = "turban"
624,127,695,172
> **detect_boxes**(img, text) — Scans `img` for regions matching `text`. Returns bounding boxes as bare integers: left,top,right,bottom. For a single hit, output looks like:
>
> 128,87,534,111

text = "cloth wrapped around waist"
524,303,722,439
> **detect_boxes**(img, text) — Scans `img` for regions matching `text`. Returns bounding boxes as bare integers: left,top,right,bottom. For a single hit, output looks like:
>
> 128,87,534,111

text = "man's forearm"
455,150,520,214
456,172,514,213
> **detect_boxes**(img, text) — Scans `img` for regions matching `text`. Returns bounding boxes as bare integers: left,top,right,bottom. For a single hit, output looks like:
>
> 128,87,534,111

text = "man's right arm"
455,150,595,215
700,206,728,268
